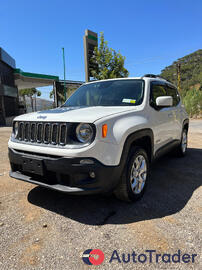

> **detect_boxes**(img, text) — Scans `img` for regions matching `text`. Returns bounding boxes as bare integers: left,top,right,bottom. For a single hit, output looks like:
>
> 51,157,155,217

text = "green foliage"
182,88,202,117
90,32,129,80
160,49,202,117
19,88,41,98
49,90,54,99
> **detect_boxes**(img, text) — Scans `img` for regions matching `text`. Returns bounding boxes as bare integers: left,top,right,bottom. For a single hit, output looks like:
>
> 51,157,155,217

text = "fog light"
89,171,95,178
80,159,94,165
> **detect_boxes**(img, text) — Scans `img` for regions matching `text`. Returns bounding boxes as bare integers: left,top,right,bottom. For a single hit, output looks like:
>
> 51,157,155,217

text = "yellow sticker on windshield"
122,99,136,104
130,100,136,104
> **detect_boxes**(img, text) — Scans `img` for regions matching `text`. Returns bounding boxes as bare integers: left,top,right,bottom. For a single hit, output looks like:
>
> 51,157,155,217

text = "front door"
149,82,175,154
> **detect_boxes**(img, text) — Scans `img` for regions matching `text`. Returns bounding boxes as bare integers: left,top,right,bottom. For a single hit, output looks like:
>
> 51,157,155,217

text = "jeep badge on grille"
37,115,47,119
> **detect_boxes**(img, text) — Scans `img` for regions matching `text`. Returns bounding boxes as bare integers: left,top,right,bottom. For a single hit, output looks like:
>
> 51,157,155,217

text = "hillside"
160,49,202,92
160,49,202,117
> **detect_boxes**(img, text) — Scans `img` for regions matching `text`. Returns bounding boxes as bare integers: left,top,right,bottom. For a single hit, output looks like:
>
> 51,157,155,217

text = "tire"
114,147,150,202
175,128,188,157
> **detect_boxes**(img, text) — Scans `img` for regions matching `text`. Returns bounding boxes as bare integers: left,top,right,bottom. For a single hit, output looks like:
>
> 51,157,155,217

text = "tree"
19,88,41,112
90,32,129,80
183,88,202,117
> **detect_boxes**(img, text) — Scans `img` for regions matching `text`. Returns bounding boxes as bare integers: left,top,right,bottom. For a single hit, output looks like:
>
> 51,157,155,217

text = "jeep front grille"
16,122,69,146
24,122,30,141
44,123,50,143
51,124,58,144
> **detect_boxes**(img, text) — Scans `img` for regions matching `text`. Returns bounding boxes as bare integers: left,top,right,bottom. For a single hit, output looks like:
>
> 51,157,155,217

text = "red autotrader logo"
82,249,105,265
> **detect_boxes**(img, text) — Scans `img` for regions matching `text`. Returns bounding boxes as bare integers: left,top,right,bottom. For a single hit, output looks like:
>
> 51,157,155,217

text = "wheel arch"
183,119,189,131
119,128,154,171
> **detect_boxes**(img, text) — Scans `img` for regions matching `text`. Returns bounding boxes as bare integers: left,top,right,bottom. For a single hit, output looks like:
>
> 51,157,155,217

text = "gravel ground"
0,120,201,270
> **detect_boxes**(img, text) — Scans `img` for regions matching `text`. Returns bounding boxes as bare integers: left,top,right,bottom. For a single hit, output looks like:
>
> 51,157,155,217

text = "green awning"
14,68,59,89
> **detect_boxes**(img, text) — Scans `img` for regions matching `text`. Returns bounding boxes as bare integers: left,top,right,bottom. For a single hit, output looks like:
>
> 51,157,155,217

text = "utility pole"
53,81,58,107
177,62,181,92
62,47,67,100
34,92,37,111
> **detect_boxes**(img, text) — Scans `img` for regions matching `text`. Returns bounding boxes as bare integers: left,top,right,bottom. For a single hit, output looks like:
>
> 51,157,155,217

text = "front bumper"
8,148,122,195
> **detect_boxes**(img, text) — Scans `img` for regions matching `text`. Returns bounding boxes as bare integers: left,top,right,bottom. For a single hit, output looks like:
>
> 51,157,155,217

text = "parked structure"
0,48,18,125
0,47,83,125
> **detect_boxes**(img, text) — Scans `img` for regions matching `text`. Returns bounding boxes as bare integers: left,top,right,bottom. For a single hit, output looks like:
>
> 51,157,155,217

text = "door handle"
168,113,173,117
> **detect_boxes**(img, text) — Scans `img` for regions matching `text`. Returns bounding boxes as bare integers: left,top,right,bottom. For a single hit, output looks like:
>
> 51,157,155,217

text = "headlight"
13,121,18,137
76,123,94,143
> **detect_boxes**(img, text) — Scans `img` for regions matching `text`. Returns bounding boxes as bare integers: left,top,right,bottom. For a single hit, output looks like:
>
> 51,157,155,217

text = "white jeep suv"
8,75,189,201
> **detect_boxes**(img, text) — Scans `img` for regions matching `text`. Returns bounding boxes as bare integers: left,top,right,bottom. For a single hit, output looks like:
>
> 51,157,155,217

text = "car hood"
14,106,137,123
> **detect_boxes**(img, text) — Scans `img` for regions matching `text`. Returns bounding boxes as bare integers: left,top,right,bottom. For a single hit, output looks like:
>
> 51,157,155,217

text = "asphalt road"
0,120,201,270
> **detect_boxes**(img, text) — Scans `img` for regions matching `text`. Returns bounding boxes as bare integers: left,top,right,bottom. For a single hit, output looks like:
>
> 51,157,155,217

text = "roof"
14,69,59,81
84,76,176,88
14,69,59,89
59,79,84,86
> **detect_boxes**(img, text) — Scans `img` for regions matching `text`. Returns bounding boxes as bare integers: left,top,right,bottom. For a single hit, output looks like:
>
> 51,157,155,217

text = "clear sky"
0,0,201,100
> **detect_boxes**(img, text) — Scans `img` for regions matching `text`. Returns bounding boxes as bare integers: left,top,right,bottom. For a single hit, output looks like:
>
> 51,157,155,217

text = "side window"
150,83,167,109
166,86,180,106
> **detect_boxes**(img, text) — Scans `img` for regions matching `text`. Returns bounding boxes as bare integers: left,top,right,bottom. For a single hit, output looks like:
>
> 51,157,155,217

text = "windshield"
63,79,144,107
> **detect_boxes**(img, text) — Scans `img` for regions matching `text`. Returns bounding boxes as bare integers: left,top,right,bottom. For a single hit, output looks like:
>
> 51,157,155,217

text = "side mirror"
156,96,173,107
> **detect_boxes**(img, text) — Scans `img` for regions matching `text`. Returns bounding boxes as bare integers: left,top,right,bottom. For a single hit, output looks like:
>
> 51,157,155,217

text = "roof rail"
142,74,159,78
142,74,168,80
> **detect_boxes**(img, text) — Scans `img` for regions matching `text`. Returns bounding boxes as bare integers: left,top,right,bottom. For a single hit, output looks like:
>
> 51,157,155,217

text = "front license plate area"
22,157,44,176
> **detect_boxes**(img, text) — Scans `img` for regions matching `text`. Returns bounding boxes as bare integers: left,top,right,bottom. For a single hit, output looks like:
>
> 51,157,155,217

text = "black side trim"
154,140,180,160
183,119,189,129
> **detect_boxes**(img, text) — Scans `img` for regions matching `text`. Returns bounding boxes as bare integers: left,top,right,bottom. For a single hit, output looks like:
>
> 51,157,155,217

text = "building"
0,48,18,125
0,47,83,126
